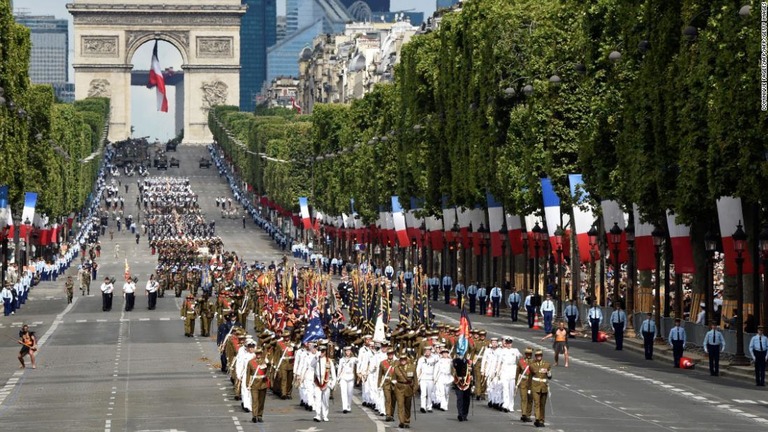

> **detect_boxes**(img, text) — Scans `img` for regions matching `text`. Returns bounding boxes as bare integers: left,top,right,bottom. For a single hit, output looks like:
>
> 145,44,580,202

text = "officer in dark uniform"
452,352,473,422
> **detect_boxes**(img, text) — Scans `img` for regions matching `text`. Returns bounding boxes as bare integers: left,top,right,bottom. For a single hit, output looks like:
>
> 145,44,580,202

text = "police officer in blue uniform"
702,321,725,376
639,312,656,360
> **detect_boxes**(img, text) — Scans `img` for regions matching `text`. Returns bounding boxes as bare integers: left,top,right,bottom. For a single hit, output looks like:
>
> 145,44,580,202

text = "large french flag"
541,178,569,261
442,203,457,245
470,206,486,256
633,204,657,271
568,174,595,263
600,199,628,263
524,213,544,258
457,207,472,249
505,212,523,255
486,193,504,257
147,40,169,112
299,197,311,229
426,215,444,250
666,211,695,274
391,196,410,247
716,196,753,276
20,192,37,238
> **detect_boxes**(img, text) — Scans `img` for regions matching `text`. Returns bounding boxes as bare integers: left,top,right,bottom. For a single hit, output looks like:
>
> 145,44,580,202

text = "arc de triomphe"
67,0,246,144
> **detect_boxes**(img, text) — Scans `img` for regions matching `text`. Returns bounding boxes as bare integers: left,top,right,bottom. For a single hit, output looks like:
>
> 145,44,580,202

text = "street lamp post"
652,226,665,343
532,223,543,297
588,224,598,305
23,217,32,267
704,230,719,326
731,222,750,365
759,225,768,328
554,226,564,318
499,221,508,293
452,221,460,283
609,222,623,308
477,223,489,286
625,224,635,331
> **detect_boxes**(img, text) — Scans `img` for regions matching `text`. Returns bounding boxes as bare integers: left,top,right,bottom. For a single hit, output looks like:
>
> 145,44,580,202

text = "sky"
14,0,436,141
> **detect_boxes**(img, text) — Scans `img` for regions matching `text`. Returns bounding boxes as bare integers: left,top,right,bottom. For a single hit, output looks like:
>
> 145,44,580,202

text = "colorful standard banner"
391,196,410,247
486,193,504,257
633,204,657,271
568,174,595,263
600,199,628,263
299,197,311,229
666,211,695,274
716,196,753,276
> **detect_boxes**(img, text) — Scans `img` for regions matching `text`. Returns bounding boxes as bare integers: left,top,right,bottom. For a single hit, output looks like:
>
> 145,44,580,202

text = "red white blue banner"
568,174,594,263
666,211,695,274
391,196,409,247
299,197,311,229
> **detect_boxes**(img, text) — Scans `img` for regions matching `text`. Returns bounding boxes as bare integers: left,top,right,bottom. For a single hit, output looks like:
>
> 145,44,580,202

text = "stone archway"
68,1,246,144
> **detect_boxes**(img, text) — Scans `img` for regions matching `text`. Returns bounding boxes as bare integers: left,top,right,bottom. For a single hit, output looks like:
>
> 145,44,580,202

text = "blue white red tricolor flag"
147,40,169,112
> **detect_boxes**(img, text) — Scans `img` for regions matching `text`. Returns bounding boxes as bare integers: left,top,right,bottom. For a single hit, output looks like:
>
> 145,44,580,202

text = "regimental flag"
391,196,409,247
716,196,754,276
456,306,471,357
486,193,504,257
568,174,595,263
301,307,326,343
147,40,169,112
299,197,311,229
666,211,695,274
633,204,657,271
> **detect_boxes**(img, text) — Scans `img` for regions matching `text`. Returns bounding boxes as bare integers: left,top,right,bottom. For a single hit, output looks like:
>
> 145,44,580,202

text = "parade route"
0,145,766,432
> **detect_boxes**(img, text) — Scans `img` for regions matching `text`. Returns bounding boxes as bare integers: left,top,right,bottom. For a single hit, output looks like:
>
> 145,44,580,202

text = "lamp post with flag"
532,222,543,297
554,226,564,318
588,224,598,305
652,226,665,343
609,222,623,308
732,222,750,365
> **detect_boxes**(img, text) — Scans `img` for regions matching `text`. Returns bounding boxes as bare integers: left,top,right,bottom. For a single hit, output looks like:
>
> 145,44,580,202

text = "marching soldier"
517,347,534,423
393,350,417,428
197,295,215,337
337,345,358,413
452,351,473,422
245,347,271,423
312,345,336,422
378,347,397,421
181,293,198,337
530,349,552,427
64,276,74,304
472,330,487,399
416,346,437,413
273,330,295,399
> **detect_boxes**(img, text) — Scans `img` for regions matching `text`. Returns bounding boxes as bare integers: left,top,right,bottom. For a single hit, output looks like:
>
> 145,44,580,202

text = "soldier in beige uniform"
378,348,397,421
273,330,295,398
180,293,198,337
517,347,534,422
530,349,552,427
246,348,271,423
393,350,417,428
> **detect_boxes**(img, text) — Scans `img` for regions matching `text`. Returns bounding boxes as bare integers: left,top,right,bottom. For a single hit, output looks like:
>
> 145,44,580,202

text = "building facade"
14,14,69,84
436,0,460,10
264,76,300,109
240,0,278,112
297,19,418,114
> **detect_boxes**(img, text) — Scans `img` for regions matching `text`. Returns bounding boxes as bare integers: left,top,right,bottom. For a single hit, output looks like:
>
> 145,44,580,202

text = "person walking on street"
703,321,725,376
100,277,114,311
516,347,534,423
749,326,768,386
145,274,159,310
123,277,136,311
610,303,627,350
668,318,687,368
2,284,14,315
416,346,437,413
393,350,417,428
337,346,357,413
64,276,74,304
312,346,336,422
542,321,570,367
524,292,535,328
530,349,552,428
452,352,473,422
639,312,656,360
17,324,37,369
466,282,478,314
540,294,555,333
507,288,521,322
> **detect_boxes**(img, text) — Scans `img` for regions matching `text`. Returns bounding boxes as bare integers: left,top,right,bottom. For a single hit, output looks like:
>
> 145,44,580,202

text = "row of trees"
1,1,109,219
210,0,766,276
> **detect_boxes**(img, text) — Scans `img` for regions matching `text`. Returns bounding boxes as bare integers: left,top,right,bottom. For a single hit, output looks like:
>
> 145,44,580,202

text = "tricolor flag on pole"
505,212,523,255
666,211,695,274
391,196,410,247
486,193,504,257
299,197,311,229
147,40,169,112
716,196,753,276
541,178,570,260
568,174,595,263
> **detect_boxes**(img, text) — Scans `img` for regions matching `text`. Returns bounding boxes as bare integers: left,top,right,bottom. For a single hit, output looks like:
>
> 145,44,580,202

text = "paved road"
1,144,767,432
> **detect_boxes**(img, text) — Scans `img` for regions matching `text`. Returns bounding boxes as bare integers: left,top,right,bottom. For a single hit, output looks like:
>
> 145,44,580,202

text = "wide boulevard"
1,145,767,432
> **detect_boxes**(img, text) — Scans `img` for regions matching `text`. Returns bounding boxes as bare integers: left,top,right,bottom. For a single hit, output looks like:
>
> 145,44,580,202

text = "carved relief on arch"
200,80,228,111
87,79,111,98
82,36,118,57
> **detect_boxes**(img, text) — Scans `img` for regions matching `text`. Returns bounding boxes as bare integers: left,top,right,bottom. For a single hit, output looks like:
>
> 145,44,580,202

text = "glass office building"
240,0,278,112
14,14,69,84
